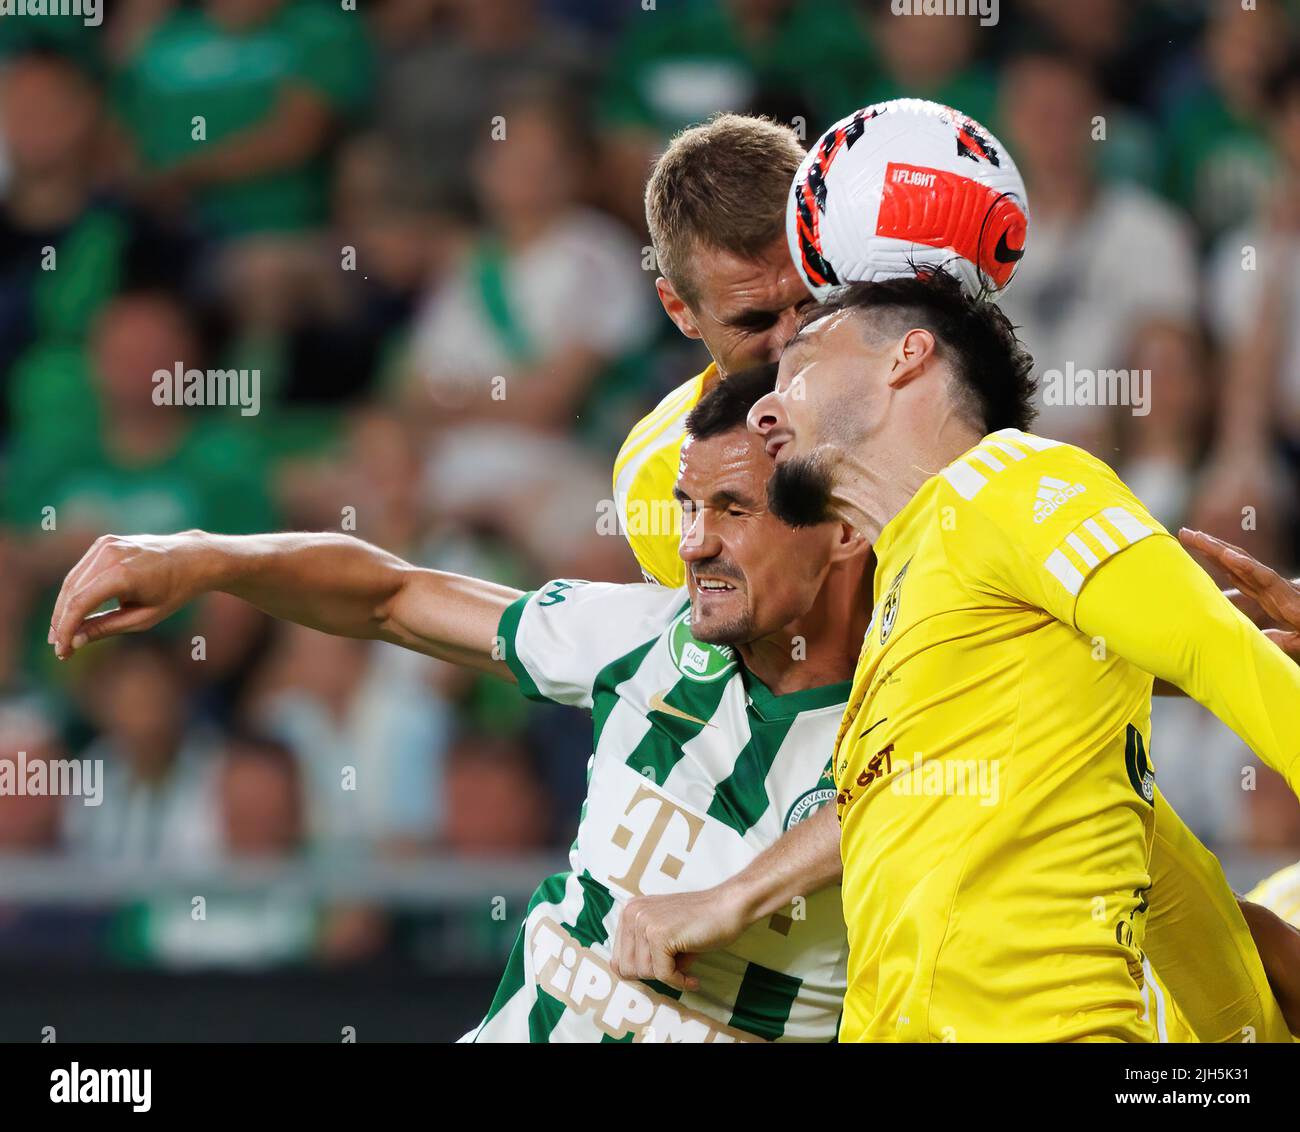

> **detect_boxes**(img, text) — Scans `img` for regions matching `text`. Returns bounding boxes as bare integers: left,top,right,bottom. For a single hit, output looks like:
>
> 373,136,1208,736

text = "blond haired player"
614,115,811,587
613,116,1296,1041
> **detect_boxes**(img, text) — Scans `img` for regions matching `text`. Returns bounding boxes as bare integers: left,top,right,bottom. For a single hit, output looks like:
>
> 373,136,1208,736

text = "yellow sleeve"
1145,790,1292,1043
612,374,703,588
1075,534,1300,796
944,434,1170,630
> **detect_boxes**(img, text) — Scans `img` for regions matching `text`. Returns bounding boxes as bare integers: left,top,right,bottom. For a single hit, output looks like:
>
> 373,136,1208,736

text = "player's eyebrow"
781,329,811,360
720,306,784,330
672,485,755,509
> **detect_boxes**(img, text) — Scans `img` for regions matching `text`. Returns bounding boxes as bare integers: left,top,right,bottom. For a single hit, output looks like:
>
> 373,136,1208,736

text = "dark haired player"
49,368,872,1043
742,274,1300,1041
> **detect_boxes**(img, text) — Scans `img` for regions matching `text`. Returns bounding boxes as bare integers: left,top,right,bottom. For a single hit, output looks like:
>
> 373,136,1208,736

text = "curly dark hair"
800,271,1038,433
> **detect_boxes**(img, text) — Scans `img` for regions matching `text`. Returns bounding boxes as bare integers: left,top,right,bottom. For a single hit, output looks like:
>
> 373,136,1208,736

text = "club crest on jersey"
783,786,836,830
1124,724,1156,806
669,609,737,683
880,561,910,645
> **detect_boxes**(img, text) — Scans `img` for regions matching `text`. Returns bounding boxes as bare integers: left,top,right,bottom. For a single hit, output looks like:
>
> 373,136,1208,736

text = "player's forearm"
198,531,412,636
724,804,842,926
209,531,518,674
1076,536,1300,793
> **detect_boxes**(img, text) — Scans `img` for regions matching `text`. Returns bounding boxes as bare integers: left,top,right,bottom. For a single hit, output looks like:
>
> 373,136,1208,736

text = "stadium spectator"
403,84,652,437
0,50,197,446
441,736,550,856
247,624,450,857
0,707,65,854
112,0,373,238
369,0,598,217
63,638,222,865
996,46,1201,516
850,0,997,129
1202,54,1300,568
1159,0,1291,242
599,0,869,225
123,733,321,969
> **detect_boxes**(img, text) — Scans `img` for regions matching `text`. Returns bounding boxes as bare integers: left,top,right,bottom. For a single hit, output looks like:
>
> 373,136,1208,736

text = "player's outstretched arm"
1151,531,1300,696
1179,527,1300,658
611,803,841,991
1074,534,1300,795
1237,898,1300,1036
50,531,520,677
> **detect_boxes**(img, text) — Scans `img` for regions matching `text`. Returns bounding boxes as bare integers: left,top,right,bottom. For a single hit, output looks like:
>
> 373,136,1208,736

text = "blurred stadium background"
1,0,1299,1041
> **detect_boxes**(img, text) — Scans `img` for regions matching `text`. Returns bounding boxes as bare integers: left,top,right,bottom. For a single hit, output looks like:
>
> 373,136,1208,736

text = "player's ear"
887,327,936,388
656,278,703,342
829,524,869,563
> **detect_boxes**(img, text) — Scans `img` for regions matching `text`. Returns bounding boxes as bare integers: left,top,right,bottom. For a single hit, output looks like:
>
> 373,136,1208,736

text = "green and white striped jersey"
464,580,851,1043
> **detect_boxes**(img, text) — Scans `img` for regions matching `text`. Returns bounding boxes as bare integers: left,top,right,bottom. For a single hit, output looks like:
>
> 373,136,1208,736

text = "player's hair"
803,272,1038,433
645,114,805,305
686,363,779,440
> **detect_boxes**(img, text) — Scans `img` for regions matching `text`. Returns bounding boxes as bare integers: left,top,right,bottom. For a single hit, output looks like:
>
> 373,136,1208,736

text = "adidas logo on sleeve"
1033,476,1087,523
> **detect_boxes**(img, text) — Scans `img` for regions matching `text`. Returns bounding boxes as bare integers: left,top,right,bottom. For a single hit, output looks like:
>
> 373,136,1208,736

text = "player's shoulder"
524,578,687,623
935,429,1164,567
614,365,712,482
937,429,1112,499
937,429,1142,523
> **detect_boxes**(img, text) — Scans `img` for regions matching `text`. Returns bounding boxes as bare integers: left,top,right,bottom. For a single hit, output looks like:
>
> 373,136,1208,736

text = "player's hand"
49,532,214,660
1179,528,1300,659
611,884,751,993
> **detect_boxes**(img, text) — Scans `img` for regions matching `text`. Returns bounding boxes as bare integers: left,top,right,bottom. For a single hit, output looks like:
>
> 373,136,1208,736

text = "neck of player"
737,558,873,696
826,415,985,543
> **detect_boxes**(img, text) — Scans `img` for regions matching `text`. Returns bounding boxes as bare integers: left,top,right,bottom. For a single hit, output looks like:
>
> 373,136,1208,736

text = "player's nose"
747,390,785,438
679,513,719,563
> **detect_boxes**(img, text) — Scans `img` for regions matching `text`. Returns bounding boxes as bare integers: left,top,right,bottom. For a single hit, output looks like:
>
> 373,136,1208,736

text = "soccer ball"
788,98,1030,300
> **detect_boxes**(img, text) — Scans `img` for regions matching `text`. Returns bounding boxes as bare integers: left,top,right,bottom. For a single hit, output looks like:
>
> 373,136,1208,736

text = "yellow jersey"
1146,794,1290,1042
834,427,1300,1042
611,388,1295,1043
612,365,713,587
835,430,1164,1042
1248,861,1300,927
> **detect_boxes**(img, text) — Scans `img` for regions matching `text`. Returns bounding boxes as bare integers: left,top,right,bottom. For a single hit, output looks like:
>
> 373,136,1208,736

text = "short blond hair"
645,114,805,305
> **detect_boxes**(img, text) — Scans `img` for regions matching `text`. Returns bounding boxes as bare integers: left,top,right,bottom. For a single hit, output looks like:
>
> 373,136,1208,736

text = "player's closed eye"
729,311,780,332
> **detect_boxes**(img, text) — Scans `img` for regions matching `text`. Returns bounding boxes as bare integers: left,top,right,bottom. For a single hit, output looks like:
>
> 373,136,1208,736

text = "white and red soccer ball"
788,98,1030,300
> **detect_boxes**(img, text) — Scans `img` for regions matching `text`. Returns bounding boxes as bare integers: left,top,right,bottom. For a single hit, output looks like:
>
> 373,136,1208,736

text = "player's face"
748,311,891,526
674,427,838,645
658,237,813,376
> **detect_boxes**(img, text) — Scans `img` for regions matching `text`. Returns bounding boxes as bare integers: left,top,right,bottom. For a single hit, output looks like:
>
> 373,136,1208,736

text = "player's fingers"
50,538,117,645
53,568,135,660
648,934,690,992
616,900,653,979
611,914,636,980
1263,629,1300,660
73,605,166,649
1178,528,1258,579
1178,527,1231,558
633,925,656,982
1179,527,1286,608
676,952,701,993
1217,554,1294,622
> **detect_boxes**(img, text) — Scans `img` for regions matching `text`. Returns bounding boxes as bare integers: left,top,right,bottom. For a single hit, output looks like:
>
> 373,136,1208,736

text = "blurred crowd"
1,0,1299,969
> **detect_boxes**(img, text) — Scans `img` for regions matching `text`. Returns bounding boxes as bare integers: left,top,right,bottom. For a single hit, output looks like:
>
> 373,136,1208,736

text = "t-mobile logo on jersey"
607,782,706,897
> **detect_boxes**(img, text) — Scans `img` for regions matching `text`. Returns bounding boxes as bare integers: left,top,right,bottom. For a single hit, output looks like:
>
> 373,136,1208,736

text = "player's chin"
689,590,750,644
